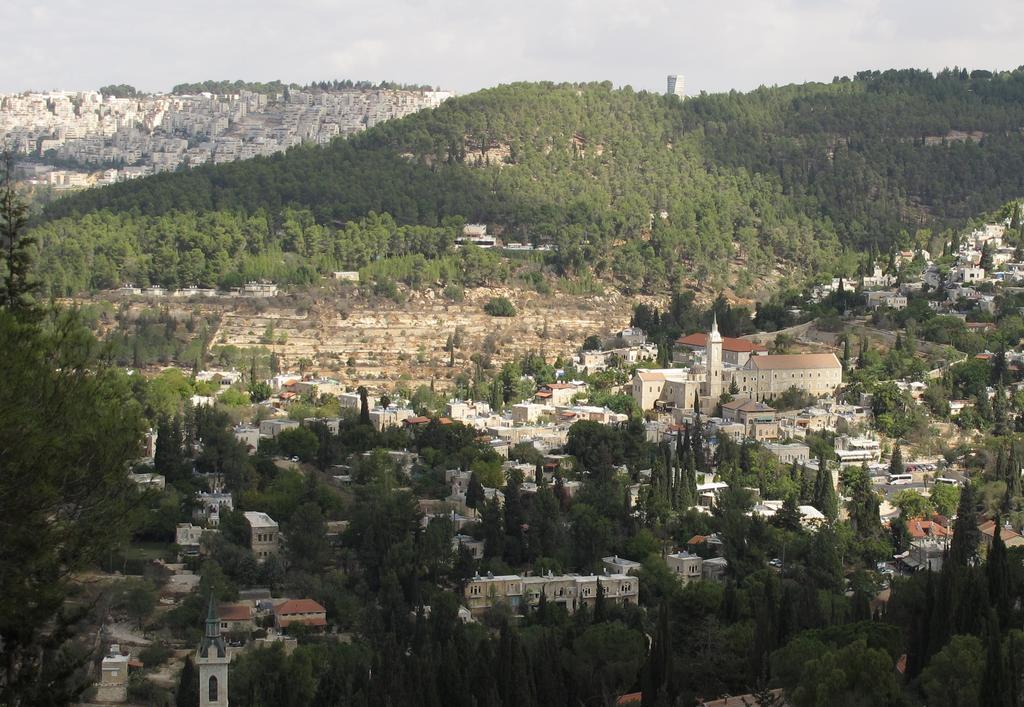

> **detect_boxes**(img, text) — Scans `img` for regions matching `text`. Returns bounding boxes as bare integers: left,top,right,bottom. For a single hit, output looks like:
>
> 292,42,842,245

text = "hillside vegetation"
32,68,1024,295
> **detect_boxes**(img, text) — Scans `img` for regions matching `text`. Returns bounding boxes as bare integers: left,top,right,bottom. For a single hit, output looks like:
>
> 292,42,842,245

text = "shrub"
138,642,174,668
483,297,516,317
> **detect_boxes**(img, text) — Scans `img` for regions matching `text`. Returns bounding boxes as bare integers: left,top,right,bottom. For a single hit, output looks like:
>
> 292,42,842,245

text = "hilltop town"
0,84,452,189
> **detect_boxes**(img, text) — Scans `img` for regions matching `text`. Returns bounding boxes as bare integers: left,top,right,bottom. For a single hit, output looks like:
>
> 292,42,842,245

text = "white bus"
888,473,913,485
935,477,961,486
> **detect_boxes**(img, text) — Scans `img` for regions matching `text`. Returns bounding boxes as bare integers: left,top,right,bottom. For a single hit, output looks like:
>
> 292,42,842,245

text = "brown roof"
906,518,951,540
687,534,708,545
218,603,253,622
403,416,430,426
721,399,775,413
747,353,841,370
978,519,1024,545
676,332,766,353
275,599,326,616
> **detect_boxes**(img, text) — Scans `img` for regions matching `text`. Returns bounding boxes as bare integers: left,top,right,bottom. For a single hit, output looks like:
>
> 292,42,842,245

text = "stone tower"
705,312,723,400
196,597,229,707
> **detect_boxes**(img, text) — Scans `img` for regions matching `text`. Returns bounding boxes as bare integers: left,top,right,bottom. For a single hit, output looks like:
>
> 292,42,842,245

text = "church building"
631,316,842,412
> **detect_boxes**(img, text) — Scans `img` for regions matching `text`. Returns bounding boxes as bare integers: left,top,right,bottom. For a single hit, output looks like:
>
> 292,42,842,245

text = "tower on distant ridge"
667,75,685,99
196,597,229,707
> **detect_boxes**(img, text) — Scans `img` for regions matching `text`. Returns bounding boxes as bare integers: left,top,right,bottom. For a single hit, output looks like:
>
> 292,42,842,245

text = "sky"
3,0,1024,96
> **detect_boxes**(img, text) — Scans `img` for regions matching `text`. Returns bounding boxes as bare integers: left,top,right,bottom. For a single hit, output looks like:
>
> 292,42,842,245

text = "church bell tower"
196,596,229,707
705,313,723,400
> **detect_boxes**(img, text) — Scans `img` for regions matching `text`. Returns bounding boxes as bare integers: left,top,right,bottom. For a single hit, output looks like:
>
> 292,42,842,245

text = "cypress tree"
358,386,370,425
692,416,706,473
175,656,199,707
949,482,981,568
988,514,1012,626
979,610,1011,707
889,444,904,478
641,603,671,707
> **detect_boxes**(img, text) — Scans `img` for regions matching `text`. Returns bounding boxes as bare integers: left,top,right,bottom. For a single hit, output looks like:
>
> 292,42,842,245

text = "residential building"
274,599,327,630
536,382,587,406
866,290,908,310
243,511,280,560
602,555,642,575
764,443,811,466
234,425,260,453
463,571,639,617
979,519,1024,549
665,551,703,585
701,557,729,582
834,435,882,466
720,399,778,440
259,418,300,438
217,604,255,634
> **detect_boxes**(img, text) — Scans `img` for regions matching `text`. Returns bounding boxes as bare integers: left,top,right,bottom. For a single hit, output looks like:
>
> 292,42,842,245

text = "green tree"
920,634,983,707
285,502,330,573
0,154,38,312
931,483,961,518
892,489,934,519
788,640,900,707
0,309,146,705
175,655,200,707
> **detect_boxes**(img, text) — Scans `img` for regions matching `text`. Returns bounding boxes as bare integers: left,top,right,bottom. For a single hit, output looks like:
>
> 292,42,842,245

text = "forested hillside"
32,68,1024,295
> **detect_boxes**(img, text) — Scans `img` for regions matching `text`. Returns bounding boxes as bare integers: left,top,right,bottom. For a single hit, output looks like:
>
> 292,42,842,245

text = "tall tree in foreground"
0,312,145,702
0,174,145,704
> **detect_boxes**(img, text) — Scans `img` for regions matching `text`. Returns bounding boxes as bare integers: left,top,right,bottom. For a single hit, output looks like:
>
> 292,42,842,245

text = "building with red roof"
274,599,327,631
675,332,767,367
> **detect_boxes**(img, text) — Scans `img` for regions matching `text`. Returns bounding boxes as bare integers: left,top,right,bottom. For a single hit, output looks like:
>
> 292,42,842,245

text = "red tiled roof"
675,332,767,353
535,391,553,398
687,534,708,545
404,416,430,425
906,518,951,540
275,599,326,616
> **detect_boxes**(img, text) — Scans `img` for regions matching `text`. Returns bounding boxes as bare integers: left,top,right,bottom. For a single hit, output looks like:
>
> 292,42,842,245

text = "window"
209,675,218,701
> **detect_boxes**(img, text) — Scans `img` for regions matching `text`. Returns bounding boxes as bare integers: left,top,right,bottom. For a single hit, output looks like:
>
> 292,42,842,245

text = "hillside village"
1,85,452,190
64,205,1024,705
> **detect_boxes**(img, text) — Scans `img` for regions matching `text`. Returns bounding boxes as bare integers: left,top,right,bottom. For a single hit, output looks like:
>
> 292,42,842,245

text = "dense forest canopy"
31,67,1024,295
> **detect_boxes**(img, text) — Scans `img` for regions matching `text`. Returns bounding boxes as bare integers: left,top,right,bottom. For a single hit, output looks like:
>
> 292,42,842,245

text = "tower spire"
709,311,722,343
